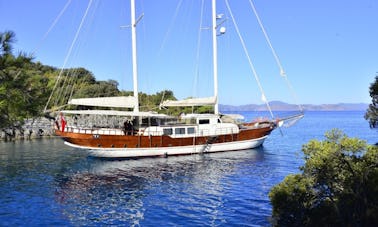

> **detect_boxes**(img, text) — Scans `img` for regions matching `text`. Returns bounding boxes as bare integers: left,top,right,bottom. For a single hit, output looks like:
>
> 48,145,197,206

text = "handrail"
63,125,241,137
64,127,124,135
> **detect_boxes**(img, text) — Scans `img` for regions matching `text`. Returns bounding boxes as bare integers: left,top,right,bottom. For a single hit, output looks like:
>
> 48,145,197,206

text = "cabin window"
187,127,195,134
141,117,159,127
199,119,210,124
163,128,173,135
141,117,149,127
150,118,159,126
175,128,186,135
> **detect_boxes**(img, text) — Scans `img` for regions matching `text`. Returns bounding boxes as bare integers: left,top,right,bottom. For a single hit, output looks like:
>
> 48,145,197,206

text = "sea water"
0,111,376,226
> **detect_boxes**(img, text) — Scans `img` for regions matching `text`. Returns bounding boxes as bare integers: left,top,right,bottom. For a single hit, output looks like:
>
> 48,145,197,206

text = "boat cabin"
143,114,240,137
58,111,240,138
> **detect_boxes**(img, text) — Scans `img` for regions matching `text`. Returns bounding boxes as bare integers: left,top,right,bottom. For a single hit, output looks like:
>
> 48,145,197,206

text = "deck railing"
63,125,240,137
64,127,124,135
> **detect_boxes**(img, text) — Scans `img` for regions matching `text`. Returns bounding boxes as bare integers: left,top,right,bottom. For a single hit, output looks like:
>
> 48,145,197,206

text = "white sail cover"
60,109,170,118
161,96,217,107
68,96,137,108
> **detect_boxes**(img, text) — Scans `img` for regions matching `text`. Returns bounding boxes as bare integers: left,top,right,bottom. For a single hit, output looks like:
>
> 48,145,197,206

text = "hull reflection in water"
55,148,265,226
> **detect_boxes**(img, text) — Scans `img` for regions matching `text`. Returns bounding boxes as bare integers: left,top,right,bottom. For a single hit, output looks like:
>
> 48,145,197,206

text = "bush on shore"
269,129,378,226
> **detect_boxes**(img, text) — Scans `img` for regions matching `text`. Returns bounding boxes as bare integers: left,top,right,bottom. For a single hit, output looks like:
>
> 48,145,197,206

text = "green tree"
0,31,53,131
365,75,378,129
1,31,33,128
0,30,215,131
138,90,176,112
0,30,16,55
73,80,120,98
0,53,44,129
269,129,378,226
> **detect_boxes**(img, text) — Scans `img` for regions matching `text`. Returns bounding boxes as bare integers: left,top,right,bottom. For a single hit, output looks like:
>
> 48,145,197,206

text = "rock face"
0,118,55,141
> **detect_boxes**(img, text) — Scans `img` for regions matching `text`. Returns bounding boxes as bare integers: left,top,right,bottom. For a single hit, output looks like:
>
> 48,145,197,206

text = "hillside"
220,101,368,112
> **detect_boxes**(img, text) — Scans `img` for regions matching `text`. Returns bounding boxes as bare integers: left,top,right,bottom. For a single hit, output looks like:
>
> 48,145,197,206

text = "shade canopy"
61,109,170,118
68,96,137,108
160,96,217,107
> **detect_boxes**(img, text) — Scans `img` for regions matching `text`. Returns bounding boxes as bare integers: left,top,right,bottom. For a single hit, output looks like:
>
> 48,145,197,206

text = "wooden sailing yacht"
50,0,303,158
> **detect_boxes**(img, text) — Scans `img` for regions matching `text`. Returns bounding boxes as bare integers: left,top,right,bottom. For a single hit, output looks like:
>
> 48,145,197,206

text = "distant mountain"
301,103,368,111
220,101,368,112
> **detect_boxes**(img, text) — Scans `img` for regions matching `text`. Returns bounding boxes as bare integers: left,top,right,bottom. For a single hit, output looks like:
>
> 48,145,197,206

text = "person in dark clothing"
123,120,134,135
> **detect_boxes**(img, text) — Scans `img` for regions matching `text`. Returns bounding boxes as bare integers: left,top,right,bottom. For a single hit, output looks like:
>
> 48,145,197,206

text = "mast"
130,0,139,112
212,0,219,115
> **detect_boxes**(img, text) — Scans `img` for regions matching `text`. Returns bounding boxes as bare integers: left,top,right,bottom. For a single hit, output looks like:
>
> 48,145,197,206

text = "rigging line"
65,68,78,96
60,0,100,104
44,0,94,112
192,0,205,98
55,70,70,107
248,0,303,112
248,0,283,76
159,91,166,107
58,70,77,108
60,68,78,105
15,0,72,111
52,70,65,107
32,0,72,56
53,1,97,108
55,69,73,108
157,0,183,57
224,0,274,119
68,83,76,102
138,0,151,100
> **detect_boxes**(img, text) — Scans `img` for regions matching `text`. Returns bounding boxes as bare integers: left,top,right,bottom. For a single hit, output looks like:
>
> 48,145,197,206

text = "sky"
0,0,377,106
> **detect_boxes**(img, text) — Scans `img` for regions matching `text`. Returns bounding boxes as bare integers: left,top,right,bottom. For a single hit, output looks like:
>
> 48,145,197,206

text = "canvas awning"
160,96,217,107
68,96,137,108
60,109,170,118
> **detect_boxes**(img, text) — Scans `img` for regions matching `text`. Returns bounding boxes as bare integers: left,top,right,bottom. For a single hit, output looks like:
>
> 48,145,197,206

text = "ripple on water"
1,111,376,226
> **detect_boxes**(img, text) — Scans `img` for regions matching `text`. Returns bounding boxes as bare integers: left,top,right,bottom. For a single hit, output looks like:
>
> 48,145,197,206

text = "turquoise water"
0,111,376,226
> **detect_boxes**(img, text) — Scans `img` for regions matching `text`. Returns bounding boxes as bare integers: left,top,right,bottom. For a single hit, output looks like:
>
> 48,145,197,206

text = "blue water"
0,111,376,226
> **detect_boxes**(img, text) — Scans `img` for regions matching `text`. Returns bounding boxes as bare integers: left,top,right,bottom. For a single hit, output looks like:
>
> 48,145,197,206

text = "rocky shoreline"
0,118,56,141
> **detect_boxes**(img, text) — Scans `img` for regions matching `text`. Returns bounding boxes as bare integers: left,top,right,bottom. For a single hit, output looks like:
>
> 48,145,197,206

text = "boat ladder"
202,136,218,153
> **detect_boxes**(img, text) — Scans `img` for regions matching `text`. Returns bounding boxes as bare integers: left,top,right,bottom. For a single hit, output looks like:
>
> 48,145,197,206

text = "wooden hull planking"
55,124,275,158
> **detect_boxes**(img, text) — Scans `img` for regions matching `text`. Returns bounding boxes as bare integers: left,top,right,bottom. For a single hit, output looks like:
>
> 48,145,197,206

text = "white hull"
64,135,268,158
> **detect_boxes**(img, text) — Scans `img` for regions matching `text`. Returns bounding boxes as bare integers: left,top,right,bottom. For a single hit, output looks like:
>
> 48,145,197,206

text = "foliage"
139,90,210,115
0,31,51,129
365,75,378,129
269,129,378,226
0,30,16,55
0,30,215,130
73,80,119,99
0,31,110,129
139,90,175,112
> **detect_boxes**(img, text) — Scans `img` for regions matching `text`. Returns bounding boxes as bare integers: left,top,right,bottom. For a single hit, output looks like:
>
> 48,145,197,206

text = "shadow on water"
54,147,267,226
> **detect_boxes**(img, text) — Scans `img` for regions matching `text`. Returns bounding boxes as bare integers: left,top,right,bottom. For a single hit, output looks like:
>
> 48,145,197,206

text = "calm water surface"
0,111,376,226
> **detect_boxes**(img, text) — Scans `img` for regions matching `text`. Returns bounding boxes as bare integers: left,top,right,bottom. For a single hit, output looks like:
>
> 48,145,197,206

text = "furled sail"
60,109,169,118
68,96,137,108
160,96,217,107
